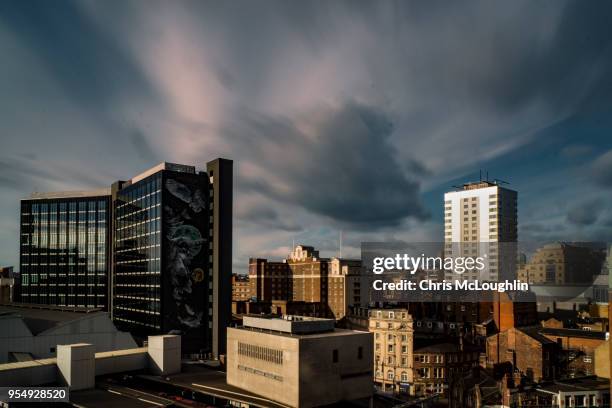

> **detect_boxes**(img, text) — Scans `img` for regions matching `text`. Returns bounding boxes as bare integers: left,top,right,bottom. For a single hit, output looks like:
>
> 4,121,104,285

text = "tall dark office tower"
111,160,232,357
19,190,111,309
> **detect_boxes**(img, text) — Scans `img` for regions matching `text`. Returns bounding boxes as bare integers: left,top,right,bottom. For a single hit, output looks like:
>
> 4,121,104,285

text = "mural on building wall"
163,175,208,337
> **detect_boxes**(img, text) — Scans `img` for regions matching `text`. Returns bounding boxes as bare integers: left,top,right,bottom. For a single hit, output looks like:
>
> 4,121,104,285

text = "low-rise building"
486,327,558,382
0,304,136,363
0,267,16,304
226,315,373,408
541,327,607,377
413,341,480,397
514,376,610,408
232,274,251,302
233,299,330,317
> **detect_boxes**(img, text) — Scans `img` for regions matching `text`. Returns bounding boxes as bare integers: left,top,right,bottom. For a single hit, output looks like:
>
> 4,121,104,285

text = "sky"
1,0,612,273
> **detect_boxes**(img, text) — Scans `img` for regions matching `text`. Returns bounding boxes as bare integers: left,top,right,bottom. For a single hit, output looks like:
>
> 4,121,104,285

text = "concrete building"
19,189,111,309
0,334,180,391
110,160,232,357
518,242,605,284
444,180,517,282
226,315,373,408
0,304,136,364
248,245,367,320
368,308,414,394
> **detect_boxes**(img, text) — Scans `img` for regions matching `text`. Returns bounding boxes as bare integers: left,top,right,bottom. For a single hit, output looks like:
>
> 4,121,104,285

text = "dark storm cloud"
468,1,612,114
566,198,604,226
233,102,428,228
237,205,302,233
2,0,612,269
591,150,612,188
0,0,159,113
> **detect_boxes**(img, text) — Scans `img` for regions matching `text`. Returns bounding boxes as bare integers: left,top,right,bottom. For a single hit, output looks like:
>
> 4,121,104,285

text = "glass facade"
112,169,211,353
19,196,110,308
113,173,162,331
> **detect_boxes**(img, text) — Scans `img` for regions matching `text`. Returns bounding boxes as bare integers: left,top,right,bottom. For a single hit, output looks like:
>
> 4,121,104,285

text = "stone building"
369,308,414,394
518,242,605,284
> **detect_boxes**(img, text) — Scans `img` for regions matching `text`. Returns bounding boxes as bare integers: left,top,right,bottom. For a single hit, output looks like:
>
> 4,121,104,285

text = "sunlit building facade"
19,190,111,309
444,180,518,282
111,160,232,357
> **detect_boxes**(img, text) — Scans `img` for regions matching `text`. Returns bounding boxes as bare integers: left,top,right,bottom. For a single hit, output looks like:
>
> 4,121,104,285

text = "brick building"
248,245,366,320
492,292,538,331
232,274,251,302
541,327,607,377
486,327,558,382
413,341,480,397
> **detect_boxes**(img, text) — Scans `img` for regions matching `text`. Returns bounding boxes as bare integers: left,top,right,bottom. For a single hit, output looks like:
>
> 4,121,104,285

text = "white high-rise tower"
444,180,517,282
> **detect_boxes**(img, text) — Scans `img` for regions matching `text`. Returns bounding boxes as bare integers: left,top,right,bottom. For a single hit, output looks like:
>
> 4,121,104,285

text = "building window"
358,346,363,360
401,372,408,382
238,342,283,365
333,349,339,363
387,371,394,380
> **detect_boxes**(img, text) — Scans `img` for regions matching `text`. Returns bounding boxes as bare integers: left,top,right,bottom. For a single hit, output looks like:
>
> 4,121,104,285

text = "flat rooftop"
25,188,111,200
0,304,105,335
130,162,196,183
540,327,607,340
537,376,610,393
242,315,336,334
132,365,294,408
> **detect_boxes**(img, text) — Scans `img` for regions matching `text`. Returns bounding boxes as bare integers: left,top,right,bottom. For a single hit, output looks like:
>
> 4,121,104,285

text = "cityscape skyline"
1,1,612,275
